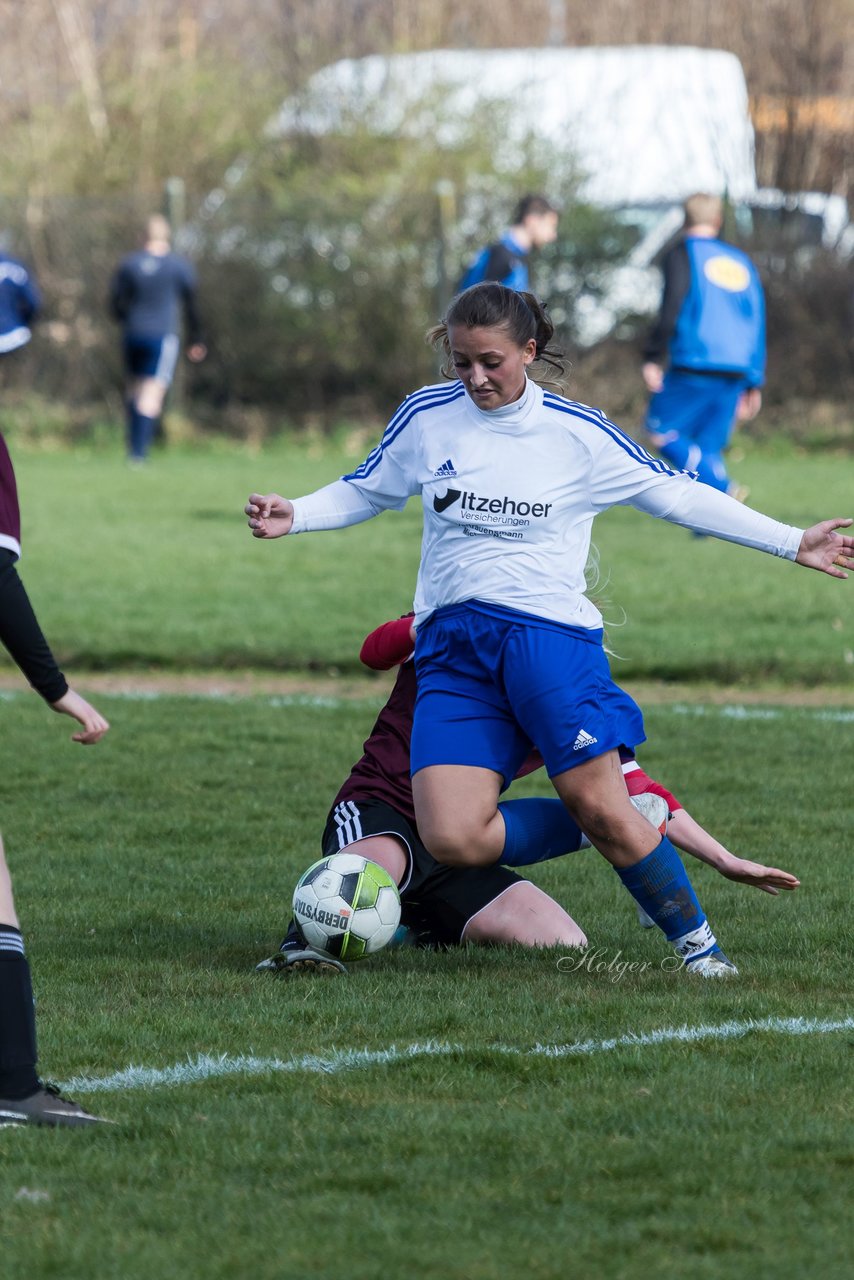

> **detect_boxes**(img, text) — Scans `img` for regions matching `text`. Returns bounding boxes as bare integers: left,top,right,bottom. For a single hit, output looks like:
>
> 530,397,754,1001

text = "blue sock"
128,409,157,460
125,401,136,456
498,797,585,868
616,837,720,961
692,452,730,493
658,438,729,494
657,435,693,472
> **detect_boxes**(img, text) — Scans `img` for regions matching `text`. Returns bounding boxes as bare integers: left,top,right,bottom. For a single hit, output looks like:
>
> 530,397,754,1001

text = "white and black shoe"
684,950,739,978
0,1083,113,1128
255,947,347,976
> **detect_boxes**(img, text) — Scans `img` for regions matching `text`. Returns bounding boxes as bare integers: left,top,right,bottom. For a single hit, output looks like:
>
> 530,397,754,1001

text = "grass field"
5,433,853,683
1,436,852,1278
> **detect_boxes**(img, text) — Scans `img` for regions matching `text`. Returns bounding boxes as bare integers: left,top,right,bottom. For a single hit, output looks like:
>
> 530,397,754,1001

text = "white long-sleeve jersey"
290,379,803,629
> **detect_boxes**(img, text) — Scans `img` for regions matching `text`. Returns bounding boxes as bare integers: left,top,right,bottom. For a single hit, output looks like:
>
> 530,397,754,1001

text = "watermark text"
557,947,684,982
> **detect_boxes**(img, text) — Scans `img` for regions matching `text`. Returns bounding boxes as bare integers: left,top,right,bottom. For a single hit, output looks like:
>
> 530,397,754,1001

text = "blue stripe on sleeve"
542,393,677,475
345,383,466,481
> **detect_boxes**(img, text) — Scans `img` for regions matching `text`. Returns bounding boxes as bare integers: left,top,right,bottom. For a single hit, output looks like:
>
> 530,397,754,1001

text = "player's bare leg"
549,751,663,868
133,376,168,420
0,838,20,929
463,881,586,948
412,764,505,867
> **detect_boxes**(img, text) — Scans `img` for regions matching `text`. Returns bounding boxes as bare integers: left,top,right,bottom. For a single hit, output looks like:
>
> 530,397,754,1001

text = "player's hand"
719,855,800,895
796,518,854,578
737,387,761,421
50,688,110,744
245,493,294,538
642,362,664,394
186,343,207,363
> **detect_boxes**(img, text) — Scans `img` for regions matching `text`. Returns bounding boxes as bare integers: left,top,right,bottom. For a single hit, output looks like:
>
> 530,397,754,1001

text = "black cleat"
0,1083,114,1128
255,947,347,976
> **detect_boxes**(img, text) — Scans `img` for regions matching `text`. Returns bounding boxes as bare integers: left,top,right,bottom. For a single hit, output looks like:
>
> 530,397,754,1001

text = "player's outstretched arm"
667,808,799,895
360,616,417,670
795,518,854,578
50,688,110,744
245,493,294,539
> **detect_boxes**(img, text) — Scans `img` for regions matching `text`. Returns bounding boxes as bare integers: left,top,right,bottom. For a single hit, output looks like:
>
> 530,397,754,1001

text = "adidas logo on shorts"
572,729,598,751
433,458,458,478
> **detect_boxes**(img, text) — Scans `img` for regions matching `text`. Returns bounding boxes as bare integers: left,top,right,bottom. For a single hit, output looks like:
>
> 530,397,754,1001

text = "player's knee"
420,821,493,867
465,886,587,948
136,380,166,417
565,795,611,841
561,918,588,948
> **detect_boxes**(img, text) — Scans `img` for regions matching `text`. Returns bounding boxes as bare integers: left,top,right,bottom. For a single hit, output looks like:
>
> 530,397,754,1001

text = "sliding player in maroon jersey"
258,615,798,975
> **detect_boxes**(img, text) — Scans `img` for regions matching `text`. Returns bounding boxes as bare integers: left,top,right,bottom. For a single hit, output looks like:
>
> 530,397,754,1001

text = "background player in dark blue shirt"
642,193,765,498
0,247,40,361
457,194,559,293
110,215,206,462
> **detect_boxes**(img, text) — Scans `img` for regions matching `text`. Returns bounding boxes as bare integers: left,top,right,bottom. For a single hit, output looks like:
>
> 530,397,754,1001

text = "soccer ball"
292,852,401,961
630,791,670,835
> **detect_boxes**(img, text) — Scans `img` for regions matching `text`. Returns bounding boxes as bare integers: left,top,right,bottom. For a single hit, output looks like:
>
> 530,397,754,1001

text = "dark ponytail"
427,282,566,381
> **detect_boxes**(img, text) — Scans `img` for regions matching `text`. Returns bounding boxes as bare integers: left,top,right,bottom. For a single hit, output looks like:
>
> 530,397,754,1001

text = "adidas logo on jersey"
572,729,598,751
433,458,458,478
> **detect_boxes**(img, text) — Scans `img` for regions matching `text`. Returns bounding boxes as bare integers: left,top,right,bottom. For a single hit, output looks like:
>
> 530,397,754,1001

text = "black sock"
0,926,40,1100
279,920,304,951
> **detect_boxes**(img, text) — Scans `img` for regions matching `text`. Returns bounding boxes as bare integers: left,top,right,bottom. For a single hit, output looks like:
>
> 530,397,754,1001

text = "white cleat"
685,950,739,978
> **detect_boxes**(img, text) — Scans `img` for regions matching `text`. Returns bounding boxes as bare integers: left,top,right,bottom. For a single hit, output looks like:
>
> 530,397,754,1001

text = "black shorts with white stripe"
321,799,521,947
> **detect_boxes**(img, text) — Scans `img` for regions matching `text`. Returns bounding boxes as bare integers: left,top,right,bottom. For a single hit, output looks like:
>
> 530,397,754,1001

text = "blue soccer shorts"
123,333,180,384
645,369,745,492
411,600,645,783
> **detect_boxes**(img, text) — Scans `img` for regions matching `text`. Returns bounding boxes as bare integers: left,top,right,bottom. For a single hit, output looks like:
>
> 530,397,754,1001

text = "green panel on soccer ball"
354,868,380,909
341,932,368,962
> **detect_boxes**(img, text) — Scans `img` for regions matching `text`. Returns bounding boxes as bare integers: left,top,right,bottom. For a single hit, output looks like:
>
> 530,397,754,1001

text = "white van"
273,46,757,207
271,47,848,345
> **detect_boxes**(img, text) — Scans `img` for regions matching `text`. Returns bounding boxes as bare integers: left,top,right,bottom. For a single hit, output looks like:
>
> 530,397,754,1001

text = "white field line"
670,704,854,723
62,1015,854,1095
1,685,853,719
0,689,354,708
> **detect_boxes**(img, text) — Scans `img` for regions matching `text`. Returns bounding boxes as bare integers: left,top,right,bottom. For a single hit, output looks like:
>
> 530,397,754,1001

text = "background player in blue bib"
457,194,559,293
642,193,765,498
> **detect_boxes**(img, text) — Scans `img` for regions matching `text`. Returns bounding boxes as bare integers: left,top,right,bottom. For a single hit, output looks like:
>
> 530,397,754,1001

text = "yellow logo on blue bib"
703,256,751,292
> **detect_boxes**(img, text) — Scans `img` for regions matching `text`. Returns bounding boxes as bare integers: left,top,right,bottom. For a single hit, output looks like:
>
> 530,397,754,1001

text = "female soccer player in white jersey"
246,283,852,978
